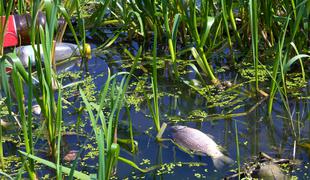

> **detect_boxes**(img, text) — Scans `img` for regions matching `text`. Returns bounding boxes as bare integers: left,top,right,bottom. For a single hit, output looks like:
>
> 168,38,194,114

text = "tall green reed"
0,106,2,169
0,0,14,169
27,0,89,161
249,0,259,92
220,0,241,53
267,14,309,113
162,0,180,79
0,0,14,56
289,0,309,49
58,0,90,63
35,1,60,161
260,0,274,46
151,23,160,133
0,58,11,168
234,120,240,180
80,46,144,178
267,0,309,112
220,0,232,49
0,0,88,171
55,80,63,179
182,0,219,85
11,63,37,179
264,13,309,140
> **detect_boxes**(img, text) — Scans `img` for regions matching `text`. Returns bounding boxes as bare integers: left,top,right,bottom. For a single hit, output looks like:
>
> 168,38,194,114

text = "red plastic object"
1,15,18,47
5,67,12,74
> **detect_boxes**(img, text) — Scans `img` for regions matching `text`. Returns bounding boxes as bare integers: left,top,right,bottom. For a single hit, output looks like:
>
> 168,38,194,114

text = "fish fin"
212,155,234,169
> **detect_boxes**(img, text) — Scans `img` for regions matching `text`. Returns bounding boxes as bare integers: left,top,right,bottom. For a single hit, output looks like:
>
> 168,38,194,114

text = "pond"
89,42,309,179
3,35,305,179
1,2,309,179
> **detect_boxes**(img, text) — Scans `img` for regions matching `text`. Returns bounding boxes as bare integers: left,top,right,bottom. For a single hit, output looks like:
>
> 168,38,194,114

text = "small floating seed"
0,119,11,128
194,173,201,178
32,104,41,115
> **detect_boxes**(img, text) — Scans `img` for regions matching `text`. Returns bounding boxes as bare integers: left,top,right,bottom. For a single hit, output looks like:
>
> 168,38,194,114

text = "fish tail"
212,155,234,169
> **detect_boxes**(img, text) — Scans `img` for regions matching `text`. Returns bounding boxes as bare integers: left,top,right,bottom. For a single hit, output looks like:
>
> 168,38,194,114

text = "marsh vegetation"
0,0,309,179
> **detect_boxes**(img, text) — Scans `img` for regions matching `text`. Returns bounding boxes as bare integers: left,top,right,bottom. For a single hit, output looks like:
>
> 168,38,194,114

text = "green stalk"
249,0,259,91
162,0,180,79
17,0,26,14
152,23,160,132
234,120,240,180
228,2,241,43
12,66,36,179
290,43,306,82
189,0,200,44
268,18,290,114
221,0,232,49
56,85,63,180
0,0,14,56
27,60,35,173
261,0,274,46
198,47,218,84
0,114,2,169
39,24,57,161
80,89,106,179
0,56,15,169
184,0,219,84
125,105,135,152
113,48,141,131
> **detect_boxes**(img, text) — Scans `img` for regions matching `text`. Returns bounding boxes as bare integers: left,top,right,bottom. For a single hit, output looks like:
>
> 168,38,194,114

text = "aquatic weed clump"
239,62,272,82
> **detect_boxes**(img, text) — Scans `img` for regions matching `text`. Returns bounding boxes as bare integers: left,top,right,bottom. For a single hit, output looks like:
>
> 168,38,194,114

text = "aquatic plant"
1,0,90,176
151,23,160,132
81,0,308,91
162,0,180,79
0,0,15,168
0,0,309,179
249,0,259,92
11,63,36,179
183,0,219,85
234,120,241,180
80,48,157,178
267,14,310,119
0,0,13,56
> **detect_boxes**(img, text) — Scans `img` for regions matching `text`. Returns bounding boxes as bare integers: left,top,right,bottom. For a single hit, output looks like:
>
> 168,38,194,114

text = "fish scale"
172,126,223,158
171,125,234,169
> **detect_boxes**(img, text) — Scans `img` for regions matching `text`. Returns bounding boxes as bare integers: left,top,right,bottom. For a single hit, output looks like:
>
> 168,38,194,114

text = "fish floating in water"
171,125,234,169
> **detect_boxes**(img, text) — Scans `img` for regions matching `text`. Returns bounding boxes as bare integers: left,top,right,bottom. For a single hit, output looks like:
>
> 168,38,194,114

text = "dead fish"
258,162,289,180
171,125,233,169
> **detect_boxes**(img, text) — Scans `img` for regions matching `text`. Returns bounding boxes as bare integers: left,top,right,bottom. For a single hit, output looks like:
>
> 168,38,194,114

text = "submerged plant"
79,46,159,178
